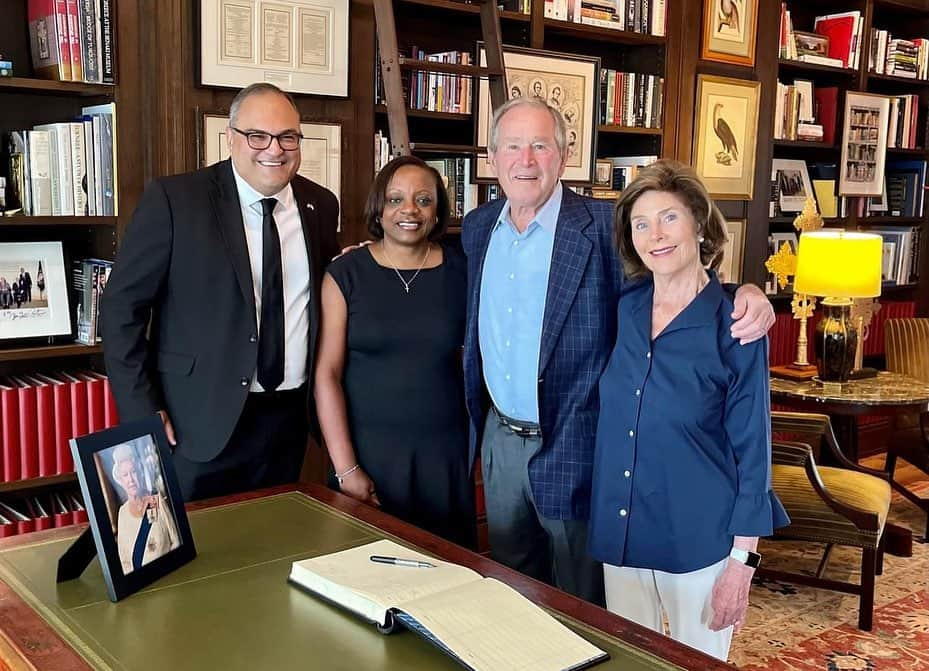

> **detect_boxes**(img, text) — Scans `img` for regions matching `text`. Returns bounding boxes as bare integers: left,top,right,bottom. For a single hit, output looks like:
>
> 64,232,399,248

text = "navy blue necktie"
258,197,284,392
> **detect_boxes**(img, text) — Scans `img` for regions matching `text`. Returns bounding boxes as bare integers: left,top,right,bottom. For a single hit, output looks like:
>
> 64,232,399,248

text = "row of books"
376,48,473,115
887,95,920,150
73,257,112,346
779,6,863,70
425,158,479,219
0,370,119,483
0,493,88,538
27,0,116,84
869,30,929,80
552,0,666,36
599,70,663,129
4,102,117,217
874,226,922,286
773,82,833,143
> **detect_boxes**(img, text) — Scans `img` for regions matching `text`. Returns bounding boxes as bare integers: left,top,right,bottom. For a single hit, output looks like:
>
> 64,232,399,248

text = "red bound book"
814,87,839,146
32,373,73,474
69,494,88,524
101,375,119,428
0,379,21,482
0,513,15,537
58,371,88,440
78,371,105,434
30,497,53,531
814,14,858,68
0,501,35,535
23,375,56,478
51,493,71,527
63,0,82,81
27,0,71,80
9,377,39,480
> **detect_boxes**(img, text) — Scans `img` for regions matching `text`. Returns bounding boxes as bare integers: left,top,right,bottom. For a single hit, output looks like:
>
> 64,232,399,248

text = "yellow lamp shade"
794,231,883,298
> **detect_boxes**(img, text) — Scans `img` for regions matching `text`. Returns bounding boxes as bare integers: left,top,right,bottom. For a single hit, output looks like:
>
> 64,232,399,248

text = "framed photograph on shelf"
69,416,196,602
0,241,71,341
693,75,760,199
700,0,758,66
794,31,829,58
717,219,746,283
475,44,600,183
594,159,613,188
200,112,342,212
199,0,349,97
839,92,890,197
772,158,815,213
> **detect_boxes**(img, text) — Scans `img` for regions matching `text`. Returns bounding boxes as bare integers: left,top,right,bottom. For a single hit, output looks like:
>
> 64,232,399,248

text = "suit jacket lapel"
209,160,256,325
538,188,593,375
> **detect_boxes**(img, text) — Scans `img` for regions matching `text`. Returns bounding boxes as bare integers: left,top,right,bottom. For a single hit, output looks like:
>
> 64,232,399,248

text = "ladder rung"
397,58,504,77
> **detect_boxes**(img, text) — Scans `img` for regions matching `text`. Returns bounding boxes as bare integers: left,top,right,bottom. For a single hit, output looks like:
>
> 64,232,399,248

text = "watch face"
745,551,762,569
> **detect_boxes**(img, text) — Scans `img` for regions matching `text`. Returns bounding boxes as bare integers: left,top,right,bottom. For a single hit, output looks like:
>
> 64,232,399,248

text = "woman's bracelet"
335,464,360,485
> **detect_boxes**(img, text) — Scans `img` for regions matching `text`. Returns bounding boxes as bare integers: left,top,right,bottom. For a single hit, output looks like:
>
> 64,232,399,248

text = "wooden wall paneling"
666,0,701,161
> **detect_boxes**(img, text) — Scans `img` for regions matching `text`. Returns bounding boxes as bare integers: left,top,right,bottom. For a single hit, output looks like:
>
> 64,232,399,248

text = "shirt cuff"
727,490,791,537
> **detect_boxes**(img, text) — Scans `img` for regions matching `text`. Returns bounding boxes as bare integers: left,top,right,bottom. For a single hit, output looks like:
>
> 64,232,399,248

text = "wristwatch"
729,547,762,569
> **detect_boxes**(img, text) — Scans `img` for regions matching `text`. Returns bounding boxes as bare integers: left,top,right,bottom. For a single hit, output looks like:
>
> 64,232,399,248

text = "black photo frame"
62,415,196,601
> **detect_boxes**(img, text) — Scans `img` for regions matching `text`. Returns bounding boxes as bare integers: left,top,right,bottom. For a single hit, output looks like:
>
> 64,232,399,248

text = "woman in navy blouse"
588,160,788,660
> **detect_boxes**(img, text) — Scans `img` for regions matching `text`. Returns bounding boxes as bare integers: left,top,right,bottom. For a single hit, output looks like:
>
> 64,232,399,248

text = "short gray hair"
111,443,139,482
488,97,567,156
229,82,300,127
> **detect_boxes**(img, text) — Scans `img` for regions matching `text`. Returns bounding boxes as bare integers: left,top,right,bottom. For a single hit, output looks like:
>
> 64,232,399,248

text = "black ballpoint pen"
370,555,436,568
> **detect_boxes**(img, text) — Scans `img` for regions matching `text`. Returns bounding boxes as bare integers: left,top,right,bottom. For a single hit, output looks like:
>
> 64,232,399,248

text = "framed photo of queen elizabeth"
69,415,196,602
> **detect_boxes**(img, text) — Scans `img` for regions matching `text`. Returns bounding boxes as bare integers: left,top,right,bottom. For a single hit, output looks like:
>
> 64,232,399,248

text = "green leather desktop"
0,487,732,670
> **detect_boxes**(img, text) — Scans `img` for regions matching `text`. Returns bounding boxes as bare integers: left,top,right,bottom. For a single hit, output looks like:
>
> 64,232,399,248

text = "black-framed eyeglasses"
230,127,304,151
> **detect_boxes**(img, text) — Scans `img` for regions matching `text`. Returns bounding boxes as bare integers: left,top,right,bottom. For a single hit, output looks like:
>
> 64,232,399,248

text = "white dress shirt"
231,164,310,392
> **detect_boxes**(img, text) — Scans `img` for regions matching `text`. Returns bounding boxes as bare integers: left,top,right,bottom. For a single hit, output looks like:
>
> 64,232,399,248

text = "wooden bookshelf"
0,473,77,495
0,344,103,363
543,19,666,45
598,124,663,135
0,77,114,96
0,216,119,227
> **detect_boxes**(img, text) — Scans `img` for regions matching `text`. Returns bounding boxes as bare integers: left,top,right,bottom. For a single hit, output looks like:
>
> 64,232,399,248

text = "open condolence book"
288,539,608,671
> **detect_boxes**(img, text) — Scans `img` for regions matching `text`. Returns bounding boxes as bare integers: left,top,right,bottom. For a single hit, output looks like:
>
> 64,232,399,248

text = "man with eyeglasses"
102,82,340,501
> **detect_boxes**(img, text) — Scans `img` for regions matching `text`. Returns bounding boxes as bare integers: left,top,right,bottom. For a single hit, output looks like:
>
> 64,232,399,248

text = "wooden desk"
770,371,929,462
0,485,733,671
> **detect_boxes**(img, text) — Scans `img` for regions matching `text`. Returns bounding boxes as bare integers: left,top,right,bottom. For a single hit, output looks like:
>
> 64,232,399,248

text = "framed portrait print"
475,44,600,183
693,75,760,200
0,241,71,341
701,0,758,66
772,158,815,213
839,92,890,196
200,112,342,213
66,416,196,602
717,219,746,283
594,159,613,188
200,0,349,97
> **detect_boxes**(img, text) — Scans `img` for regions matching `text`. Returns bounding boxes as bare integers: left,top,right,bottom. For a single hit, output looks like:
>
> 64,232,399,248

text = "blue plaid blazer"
462,187,625,520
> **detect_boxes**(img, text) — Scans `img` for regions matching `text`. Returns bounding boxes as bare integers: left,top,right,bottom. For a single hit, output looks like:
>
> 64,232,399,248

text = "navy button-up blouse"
589,275,789,574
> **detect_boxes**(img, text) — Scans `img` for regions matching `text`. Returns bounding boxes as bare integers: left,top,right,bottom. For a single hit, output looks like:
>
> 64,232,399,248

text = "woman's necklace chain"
381,242,431,293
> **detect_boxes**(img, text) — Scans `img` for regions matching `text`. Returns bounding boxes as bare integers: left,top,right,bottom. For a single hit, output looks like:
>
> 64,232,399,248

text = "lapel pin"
307,203,315,210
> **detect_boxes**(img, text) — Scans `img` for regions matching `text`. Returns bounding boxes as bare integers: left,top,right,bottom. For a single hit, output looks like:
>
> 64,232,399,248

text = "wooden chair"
884,318,929,539
761,411,891,630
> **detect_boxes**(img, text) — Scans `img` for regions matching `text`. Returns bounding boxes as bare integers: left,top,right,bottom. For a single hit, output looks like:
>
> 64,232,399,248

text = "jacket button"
249,335,257,343
240,377,249,386
619,509,627,517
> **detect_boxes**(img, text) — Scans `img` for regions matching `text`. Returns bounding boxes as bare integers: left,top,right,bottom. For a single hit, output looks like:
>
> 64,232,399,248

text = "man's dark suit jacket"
461,186,624,521
101,159,339,463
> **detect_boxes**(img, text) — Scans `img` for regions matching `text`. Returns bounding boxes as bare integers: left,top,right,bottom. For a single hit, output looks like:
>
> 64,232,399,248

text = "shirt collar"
630,271,724,335
230,160,295,215
494,181,563,235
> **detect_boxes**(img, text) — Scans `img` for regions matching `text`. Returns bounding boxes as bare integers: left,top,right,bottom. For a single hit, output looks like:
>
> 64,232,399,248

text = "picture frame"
0,241,71,341
475,44,600,183
693,75,760,200
793,79,815,123
199,0,349,97
772,158,815,213
594,159,613,188
717,219,746,283
700,0,758,66
200,112,342,214
794,31,829,58
839,91,890,197
69,416,196,602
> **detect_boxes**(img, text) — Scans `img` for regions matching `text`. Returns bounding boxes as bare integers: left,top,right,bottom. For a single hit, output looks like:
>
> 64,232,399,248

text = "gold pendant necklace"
381,243,431,294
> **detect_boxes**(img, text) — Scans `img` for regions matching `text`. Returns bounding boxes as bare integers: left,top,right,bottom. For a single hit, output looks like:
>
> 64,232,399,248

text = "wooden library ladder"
372,0,509,157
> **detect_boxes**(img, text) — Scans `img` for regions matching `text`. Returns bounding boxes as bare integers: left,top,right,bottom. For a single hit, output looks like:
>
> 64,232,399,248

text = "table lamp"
793,231,882,383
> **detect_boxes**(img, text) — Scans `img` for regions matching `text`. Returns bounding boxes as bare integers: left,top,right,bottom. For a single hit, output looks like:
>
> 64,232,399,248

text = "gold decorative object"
793,197,824,234
790,293,818,367
765,242,797,291
850,298,882,378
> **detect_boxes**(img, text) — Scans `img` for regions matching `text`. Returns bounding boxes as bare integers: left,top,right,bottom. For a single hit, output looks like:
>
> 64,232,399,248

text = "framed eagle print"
693,75,760,200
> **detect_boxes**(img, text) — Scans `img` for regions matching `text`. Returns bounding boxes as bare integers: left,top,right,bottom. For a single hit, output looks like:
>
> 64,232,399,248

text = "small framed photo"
793,79,815,123
0,241,71,341
772,158,815,213
717,219,746,283
839,91,890,196
701,0,758,66
70,416,196,601
794,31,829,58
594,159,613,188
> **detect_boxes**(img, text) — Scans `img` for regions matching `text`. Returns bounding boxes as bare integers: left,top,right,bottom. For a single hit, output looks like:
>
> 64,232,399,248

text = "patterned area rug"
729,476,929,670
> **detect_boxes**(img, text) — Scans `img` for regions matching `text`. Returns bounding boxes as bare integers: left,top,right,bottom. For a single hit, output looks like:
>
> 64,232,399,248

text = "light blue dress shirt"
478,183,562,422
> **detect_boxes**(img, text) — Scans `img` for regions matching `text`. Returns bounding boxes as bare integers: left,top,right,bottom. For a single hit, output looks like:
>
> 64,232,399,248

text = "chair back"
885,318,929,383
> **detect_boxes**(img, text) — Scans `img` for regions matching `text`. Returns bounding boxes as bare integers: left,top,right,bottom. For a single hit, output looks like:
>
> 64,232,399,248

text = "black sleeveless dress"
326,245,475,547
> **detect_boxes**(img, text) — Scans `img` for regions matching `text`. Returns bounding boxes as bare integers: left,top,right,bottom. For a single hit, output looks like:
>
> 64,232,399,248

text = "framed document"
200,0,349,97
475,44,600,183
0,241,71,341
839,92,890,197
200,112,342,214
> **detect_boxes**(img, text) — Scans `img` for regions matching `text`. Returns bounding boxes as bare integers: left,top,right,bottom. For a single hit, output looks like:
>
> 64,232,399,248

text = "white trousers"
603,558,733,662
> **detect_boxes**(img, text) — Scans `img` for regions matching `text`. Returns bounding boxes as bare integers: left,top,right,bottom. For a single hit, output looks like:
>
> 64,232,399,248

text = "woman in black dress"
314,156,475,547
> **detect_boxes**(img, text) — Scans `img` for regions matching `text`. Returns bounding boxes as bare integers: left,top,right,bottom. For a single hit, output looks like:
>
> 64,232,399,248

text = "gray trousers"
481,412,605,605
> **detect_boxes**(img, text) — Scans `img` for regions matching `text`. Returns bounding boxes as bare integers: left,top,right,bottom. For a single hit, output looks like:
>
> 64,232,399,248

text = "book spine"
99,0,115,84
79,0,99,83
65,0,83,81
